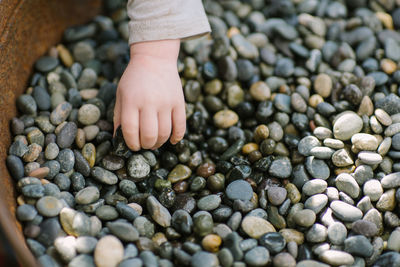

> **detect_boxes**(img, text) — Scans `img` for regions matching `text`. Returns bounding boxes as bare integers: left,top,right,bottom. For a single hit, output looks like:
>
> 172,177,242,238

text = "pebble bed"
6,0,400,266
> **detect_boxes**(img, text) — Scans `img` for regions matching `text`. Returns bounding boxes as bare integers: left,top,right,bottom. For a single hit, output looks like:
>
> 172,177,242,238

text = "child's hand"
113,39,186,151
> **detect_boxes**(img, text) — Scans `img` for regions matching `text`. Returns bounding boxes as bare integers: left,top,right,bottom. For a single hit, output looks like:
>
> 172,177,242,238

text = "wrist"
130,39,180,63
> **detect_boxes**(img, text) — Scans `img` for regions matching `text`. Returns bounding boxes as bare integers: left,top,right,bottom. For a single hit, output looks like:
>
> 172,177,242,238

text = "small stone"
333,112,363,140
202,234,222,253
304,194,328,214
298,136,321,156
241,216,276,239
267,187,287,206
250,81,271,101
381,58,397,75
94,235,124,267
381,172,400,188
147,196,171,227
305,156,330,180
314,73,332,98
363,179,383,201
244,246,270,266
351,133,379,151
320,250,354,266
331,149,354,167
352,220,378,237
197,194,221,211
191,251,219,267
36,196,63,217
23,144,42,163
6,155,24,180
168,164,191,183
293,209,316,227
213,110,239,128
358,151,383,165
387,230,400,252
302,179,327,196
57,122,77,149
376,189,396,211
54,236,77,262
78,104,101,125
35,56,59,72
225,180,253,200
91,167,118,185
50,101,72,125
60,208,91,236
16,204,38,221
327,222,347,245
75,186,100,205
344,235,373,257
269,157,292,178
279,229,304,245
330,200,363,222
95,205,119,221
376,94,400,115
78,68,97,89
107,221,139,242
335,173,360,199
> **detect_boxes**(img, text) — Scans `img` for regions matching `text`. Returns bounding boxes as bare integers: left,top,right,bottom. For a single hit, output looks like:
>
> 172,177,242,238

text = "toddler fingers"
121,108,140,151
153,110,172,149
113,88,122,136
171,104,186,144
140,109,158,149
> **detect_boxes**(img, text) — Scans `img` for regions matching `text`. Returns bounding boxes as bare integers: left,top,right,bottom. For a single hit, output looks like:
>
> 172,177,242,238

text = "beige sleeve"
127,0,211,44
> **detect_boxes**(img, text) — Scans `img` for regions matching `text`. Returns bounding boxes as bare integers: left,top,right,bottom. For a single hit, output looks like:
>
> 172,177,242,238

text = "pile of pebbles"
6,0,400,266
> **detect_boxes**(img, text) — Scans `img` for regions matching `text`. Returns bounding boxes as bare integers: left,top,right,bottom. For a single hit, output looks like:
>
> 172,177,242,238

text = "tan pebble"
357,95,374,116
381,58,397,75
242,143,259,155
241,216,276,239
202,234,222,252
80,89,99,100
76,129,86,149
285,183,301,204
279,228,304,245
375,108,392,126
309,94,324,108
17,195,26,206
250,81,271,101
213,110,239,129
314,73,332,98
254,124,269,143
82,143,96,168
57,44,74,67
376,12,394,29
94,235,124,267
28,167,50,179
